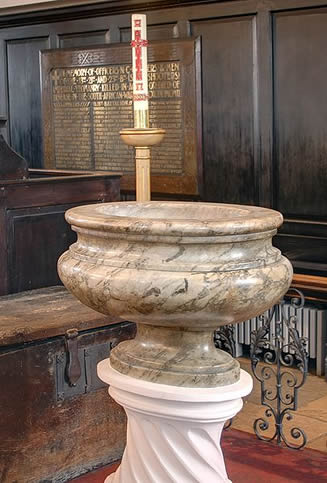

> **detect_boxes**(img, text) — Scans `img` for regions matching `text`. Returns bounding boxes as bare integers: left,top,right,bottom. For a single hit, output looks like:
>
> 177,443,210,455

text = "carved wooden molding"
0,0,237,27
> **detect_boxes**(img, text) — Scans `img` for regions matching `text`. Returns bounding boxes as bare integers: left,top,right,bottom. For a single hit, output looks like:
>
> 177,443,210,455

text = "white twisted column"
98,360,252,483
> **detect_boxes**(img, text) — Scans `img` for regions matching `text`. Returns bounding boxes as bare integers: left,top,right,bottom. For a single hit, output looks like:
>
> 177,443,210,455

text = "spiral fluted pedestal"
98,360,253,483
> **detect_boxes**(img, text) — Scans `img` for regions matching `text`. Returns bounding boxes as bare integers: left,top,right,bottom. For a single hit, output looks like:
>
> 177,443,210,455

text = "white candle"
131,14,149,128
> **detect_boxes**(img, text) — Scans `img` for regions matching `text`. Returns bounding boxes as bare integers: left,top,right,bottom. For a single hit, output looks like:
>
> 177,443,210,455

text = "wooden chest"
0,286,135,482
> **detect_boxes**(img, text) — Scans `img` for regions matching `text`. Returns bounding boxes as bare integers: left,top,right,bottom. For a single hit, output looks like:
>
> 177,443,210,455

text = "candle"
131,14,149,129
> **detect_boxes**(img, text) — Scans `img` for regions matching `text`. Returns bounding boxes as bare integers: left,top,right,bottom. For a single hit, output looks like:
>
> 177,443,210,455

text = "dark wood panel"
59,29,110,48
192,16,256,204
273,9,327,218
2,175,120,209
0,118,8,141
0,0,326,278
7,37,50,168
280,219,327,238
274,216,327,276
254,9,274,208
0,0,250,28
1,38,9,143
7,205,77,292
0,207,8,297
0,171,120,295
274,233,327,276
4,0,327,30
0,40,8,140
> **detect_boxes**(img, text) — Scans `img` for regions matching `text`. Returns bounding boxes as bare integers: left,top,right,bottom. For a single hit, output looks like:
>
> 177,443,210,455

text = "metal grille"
235,305,327,375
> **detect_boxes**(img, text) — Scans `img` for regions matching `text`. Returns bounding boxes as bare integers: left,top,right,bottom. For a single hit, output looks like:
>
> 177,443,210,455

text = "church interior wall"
1,0,326,280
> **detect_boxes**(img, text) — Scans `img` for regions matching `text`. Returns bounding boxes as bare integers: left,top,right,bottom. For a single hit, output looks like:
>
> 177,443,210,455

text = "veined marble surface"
58,201,293,387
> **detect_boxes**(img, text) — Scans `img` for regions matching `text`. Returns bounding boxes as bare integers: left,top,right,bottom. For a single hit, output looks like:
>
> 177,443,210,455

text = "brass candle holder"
120,127,165,201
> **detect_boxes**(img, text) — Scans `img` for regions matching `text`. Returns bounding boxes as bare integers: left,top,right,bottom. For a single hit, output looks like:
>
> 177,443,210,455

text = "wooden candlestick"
120,128,165,202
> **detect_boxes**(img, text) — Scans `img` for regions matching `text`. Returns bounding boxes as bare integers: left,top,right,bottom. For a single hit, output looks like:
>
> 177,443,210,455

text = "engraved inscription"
51,62,183,175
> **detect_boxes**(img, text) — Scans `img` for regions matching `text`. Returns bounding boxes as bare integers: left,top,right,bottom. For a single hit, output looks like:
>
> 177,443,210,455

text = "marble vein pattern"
58,201,293,387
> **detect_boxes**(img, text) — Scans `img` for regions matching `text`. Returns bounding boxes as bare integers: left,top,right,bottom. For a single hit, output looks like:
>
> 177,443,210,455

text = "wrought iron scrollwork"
214,324,236,430
214,324,236,358
250,289,308,449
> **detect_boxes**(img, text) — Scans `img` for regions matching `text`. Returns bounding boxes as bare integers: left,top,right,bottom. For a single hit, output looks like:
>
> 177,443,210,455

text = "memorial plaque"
41,39,202,196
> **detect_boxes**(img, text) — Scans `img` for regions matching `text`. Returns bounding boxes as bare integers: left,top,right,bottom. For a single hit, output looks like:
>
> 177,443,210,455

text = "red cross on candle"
131,14,149,128
131,32,148,82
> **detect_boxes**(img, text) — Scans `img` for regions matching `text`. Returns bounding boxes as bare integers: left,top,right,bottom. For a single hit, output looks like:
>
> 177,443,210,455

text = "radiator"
234,305,327,376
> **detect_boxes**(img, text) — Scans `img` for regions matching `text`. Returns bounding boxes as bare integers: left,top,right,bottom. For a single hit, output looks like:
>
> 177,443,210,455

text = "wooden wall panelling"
0,15,132,168
51,13,130,49
253,7,274,207
0,40,8,141
274,231,327,275
7,204,77,293
275,218,327,275
6,36,50,168
0,0,326,279
0,0,259,28
0,202,9,296
0,173,120,295
0,118,7,141
2,1,327,29
52,14,129,37
58,29,111,48
192,15,257,204
272,8,327,275
0,25,56,151
0,3,258,173
273,8,327,218
3,176,120,210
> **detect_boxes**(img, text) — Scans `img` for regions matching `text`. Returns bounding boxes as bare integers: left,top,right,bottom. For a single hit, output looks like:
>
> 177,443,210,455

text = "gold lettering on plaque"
51,62,183,174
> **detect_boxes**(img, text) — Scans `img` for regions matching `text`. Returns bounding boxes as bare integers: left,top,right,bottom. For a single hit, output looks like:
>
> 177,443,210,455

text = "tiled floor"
234,358,327,453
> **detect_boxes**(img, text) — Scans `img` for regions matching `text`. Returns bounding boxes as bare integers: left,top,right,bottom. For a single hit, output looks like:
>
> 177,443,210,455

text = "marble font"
58,201,293,387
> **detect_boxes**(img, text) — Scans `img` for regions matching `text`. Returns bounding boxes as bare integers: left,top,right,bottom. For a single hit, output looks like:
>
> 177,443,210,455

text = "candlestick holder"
120,127,165,202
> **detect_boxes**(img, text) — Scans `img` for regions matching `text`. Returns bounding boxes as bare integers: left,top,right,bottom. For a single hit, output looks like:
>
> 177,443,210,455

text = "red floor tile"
72,462,119,482
222,429,327,482
72,429,327,482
